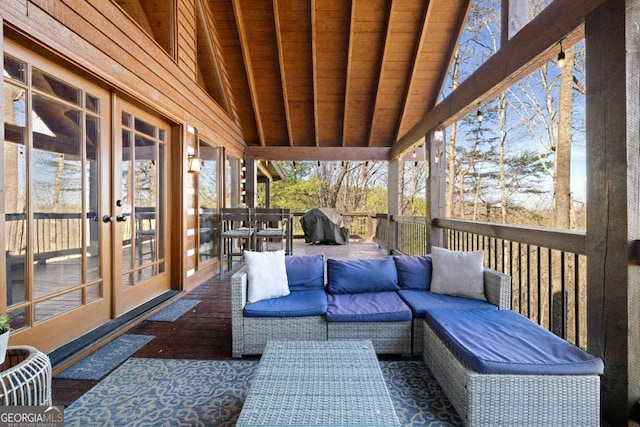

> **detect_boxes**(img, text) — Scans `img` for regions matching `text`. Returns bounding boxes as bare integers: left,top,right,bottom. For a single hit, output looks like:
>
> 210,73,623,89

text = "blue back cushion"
394,255,432,290
327,257,399,294
285,254,325,291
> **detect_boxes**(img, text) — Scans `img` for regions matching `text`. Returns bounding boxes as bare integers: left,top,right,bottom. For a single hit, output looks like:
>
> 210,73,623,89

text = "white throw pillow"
430,247,486,301
245,250,290,303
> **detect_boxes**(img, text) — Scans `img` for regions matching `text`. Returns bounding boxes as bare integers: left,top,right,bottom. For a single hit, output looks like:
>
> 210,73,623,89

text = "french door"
112,101,170,316
3,43,171,352
2,43,113,351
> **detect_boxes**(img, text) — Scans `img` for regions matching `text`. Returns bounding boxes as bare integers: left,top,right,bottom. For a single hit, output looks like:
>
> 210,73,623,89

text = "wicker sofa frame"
232,264,511,358
422,318,601,426
327,321,411,356
232,268,327,357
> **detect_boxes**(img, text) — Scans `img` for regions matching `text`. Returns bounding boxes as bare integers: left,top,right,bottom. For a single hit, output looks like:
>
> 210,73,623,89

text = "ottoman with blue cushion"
326,257,412,355
422,308,604,426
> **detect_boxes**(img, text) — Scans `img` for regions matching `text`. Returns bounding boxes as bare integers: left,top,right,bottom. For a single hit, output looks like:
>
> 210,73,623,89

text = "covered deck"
2,0,639,424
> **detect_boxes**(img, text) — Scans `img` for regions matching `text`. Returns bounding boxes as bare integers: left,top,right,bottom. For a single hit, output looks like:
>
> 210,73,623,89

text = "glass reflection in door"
3,57,105,327
120,113,166,287
198,140,218,262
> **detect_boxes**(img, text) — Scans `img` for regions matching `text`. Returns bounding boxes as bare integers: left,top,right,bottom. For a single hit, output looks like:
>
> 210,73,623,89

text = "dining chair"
219,208,254,277
253,208,288,252
135,210,156,265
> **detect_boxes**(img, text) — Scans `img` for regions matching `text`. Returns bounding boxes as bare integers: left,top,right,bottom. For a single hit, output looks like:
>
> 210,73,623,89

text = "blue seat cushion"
244,289,327,317
285,254,325,291
327,257,399,294
398,289,496,318
394,255,432,290
425,309,604,375
326,291,412,322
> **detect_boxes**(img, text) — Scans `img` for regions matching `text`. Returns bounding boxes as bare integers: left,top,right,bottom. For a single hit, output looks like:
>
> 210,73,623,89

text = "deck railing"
5,213,89,262
373,214,588,348
7,210,588,347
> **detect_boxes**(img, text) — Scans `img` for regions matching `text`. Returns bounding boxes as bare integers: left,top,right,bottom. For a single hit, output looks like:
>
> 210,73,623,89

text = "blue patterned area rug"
64,358,461,426
57,334,155,380
148,299,201,322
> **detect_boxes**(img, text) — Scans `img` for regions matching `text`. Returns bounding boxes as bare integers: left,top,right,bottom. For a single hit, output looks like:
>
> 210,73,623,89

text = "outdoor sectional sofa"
231,249,511,358
231,248,604,425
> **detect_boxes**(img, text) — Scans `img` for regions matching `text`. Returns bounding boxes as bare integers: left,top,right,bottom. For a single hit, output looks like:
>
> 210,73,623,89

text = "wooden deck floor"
52,241,387,407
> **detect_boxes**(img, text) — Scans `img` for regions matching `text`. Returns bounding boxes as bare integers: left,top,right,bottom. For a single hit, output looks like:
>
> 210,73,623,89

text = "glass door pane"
198,141,218,263
116,105,168,299
2,45,111,352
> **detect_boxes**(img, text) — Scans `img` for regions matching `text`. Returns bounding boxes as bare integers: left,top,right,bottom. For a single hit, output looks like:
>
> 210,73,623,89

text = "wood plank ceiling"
209,0,471,161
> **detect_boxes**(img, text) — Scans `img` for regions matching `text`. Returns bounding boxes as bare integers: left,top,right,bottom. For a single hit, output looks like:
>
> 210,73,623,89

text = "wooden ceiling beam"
431,0,472,110
232,0,267,147
341,0,357,147
246,146,390,161
273,0,294,148
273,0,315,147
312,0,351,147
196,0,231,114
393,0,432,143
343,0,389,148
311,0,319,147
390,0,606,159
367,0,425,148
257,161,275,181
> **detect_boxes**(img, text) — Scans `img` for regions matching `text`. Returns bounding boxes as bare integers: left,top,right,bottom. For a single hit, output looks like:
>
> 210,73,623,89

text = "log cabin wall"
0,0,244,291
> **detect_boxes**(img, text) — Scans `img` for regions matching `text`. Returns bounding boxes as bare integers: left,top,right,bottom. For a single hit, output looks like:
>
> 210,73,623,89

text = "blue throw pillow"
327,257,399,294
285,254,325,291
394,255,432,290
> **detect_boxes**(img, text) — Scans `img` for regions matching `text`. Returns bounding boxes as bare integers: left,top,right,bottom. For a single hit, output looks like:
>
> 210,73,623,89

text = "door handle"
103,214,127,223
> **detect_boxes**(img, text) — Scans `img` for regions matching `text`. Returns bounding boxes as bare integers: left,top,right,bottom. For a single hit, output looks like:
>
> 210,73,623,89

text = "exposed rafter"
209,0,602,161
196,0,232,114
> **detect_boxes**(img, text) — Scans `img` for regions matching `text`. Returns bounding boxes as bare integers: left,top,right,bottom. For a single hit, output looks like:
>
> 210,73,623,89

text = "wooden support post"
243,159,257,208
0,16,5,311
388,160,400,254
586,0,640,424
426,130,445,252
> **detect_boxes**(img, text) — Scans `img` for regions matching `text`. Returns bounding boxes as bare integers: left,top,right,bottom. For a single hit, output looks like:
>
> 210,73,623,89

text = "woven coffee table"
236,340,400,426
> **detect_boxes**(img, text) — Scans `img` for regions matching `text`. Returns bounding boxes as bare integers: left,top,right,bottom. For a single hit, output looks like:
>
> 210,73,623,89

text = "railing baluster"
561,251,567,340
547,248,552,334
575,253,581,348
525,244,528,317
377,215,587,345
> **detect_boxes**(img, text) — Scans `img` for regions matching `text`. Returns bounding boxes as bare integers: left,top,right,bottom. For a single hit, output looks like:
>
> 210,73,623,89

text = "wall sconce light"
434,129,444,142
187,154,202,173
556,39,565,68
